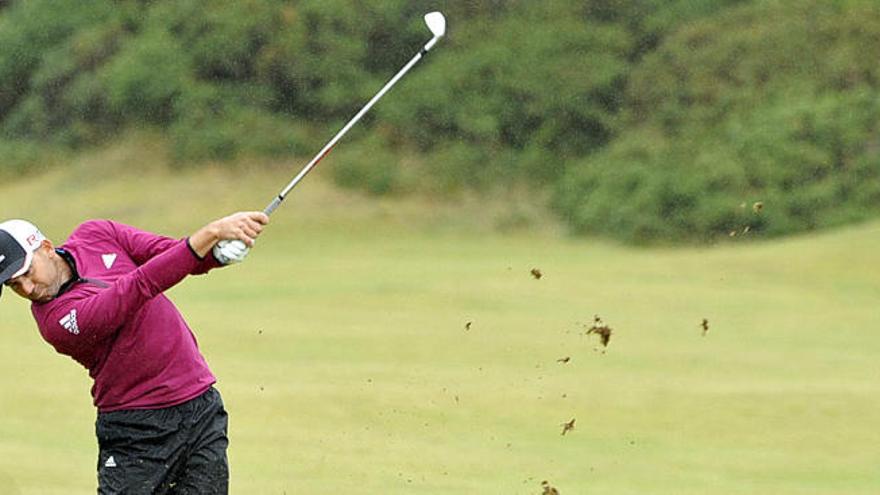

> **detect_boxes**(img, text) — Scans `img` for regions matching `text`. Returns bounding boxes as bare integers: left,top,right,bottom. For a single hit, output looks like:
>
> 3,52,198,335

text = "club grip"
264,196,283,216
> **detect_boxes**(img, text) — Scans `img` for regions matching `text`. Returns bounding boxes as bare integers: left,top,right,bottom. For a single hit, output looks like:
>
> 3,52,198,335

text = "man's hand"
189,211,269,260
213,239,249,265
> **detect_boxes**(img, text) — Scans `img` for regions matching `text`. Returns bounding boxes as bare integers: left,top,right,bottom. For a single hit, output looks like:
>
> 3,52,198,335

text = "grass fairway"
1,144,878,494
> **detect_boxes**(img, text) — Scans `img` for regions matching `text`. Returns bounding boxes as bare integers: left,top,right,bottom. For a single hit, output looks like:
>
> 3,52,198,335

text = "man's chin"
30,292,52,303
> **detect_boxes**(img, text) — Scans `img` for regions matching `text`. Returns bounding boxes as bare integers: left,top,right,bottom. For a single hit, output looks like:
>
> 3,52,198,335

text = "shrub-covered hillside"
0,0,877,243
554,1,880,243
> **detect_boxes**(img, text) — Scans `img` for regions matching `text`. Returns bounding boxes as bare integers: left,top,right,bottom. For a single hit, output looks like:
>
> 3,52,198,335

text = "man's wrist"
188,223,220,258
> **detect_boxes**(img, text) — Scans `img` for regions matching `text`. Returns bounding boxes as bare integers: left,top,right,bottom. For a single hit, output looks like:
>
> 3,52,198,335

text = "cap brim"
0,229,30,295
0,261,22,299
0,255,29,299
0,254,26,281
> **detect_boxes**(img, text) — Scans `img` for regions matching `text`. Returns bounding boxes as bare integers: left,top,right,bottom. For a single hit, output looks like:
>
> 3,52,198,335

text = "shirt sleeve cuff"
184,237,222,274
185,237,205,260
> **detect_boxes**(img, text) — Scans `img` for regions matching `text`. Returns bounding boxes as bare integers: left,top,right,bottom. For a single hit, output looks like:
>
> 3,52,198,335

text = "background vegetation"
0,0,878,243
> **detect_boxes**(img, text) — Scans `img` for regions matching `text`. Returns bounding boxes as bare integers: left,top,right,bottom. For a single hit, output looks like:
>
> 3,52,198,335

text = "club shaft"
264,39,439,216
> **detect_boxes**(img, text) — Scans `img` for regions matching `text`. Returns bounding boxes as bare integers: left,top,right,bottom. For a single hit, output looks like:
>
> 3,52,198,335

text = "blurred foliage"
554,0,880,243
0,0,878,243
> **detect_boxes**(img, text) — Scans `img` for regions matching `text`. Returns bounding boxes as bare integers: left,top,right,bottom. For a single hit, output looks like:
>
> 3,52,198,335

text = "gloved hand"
213,239,250,265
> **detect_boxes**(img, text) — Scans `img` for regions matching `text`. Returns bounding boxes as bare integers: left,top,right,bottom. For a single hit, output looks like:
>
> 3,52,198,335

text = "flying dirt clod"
560,418,575,436
587,315,612,347
541,480,561,495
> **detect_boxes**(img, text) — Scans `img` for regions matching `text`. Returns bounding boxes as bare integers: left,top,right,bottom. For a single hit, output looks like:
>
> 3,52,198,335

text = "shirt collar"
55,248,80,297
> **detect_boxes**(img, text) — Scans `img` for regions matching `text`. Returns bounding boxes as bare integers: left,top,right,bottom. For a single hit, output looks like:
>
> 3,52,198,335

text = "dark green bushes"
554,1,880,243
0,0,120,144
1,0,878,242
381,3,632,182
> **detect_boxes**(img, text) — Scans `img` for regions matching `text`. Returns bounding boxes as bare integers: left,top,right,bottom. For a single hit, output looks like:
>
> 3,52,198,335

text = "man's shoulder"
31,286,92,336
65,220,137,249
68,219,115,240
31,285,102,356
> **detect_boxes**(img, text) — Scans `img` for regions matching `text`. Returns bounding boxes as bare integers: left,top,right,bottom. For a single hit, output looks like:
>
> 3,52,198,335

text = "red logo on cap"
26,234,38,246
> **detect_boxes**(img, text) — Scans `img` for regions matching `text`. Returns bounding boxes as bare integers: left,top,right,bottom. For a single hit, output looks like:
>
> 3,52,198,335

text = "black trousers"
95,387,229,494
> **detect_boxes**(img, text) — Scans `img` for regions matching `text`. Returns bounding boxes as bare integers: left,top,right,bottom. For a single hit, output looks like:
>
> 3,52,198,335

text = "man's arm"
105,221,179,265
105,211,267,269
188,211,269,258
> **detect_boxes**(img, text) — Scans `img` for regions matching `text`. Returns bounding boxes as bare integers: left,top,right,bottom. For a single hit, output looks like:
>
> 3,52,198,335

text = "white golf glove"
213,239,250,265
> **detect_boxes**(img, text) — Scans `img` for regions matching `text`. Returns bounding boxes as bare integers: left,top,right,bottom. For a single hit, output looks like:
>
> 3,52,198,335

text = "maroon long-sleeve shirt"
31,220,219,412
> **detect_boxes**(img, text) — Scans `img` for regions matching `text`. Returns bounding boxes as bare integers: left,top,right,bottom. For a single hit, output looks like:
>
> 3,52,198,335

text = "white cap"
0,220,47,290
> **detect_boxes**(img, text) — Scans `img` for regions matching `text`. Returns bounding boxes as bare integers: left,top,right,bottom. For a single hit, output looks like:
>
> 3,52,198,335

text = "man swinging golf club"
0,9,447,493
0,211,267,493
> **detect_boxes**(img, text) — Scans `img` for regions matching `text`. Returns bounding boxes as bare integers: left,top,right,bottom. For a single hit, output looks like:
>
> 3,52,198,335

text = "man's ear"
38,239,55,254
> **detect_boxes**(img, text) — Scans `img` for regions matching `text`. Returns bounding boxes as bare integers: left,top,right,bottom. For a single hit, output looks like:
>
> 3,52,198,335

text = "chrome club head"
424,11,446,38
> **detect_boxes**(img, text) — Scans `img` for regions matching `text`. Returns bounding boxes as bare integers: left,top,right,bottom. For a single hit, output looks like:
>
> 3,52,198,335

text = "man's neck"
52,249,77,297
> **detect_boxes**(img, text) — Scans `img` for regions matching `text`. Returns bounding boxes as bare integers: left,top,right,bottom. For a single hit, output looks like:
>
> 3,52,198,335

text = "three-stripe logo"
59,309,79,335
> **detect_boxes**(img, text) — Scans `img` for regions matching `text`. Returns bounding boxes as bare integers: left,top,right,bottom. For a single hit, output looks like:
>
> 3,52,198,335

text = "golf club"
263,10,446,216
215,11,445,259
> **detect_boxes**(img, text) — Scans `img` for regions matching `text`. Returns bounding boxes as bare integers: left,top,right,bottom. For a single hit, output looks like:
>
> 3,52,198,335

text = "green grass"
1,140,879,494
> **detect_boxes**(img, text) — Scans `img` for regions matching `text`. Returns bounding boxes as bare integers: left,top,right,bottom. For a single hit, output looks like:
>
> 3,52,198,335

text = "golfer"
0,211,268,493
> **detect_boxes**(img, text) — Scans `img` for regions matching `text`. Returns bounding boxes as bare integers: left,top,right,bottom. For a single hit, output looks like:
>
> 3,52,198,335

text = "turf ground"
1,142,878,494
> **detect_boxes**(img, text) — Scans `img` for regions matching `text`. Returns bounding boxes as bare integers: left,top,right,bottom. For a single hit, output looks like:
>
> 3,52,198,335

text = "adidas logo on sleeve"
59,309,79,335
